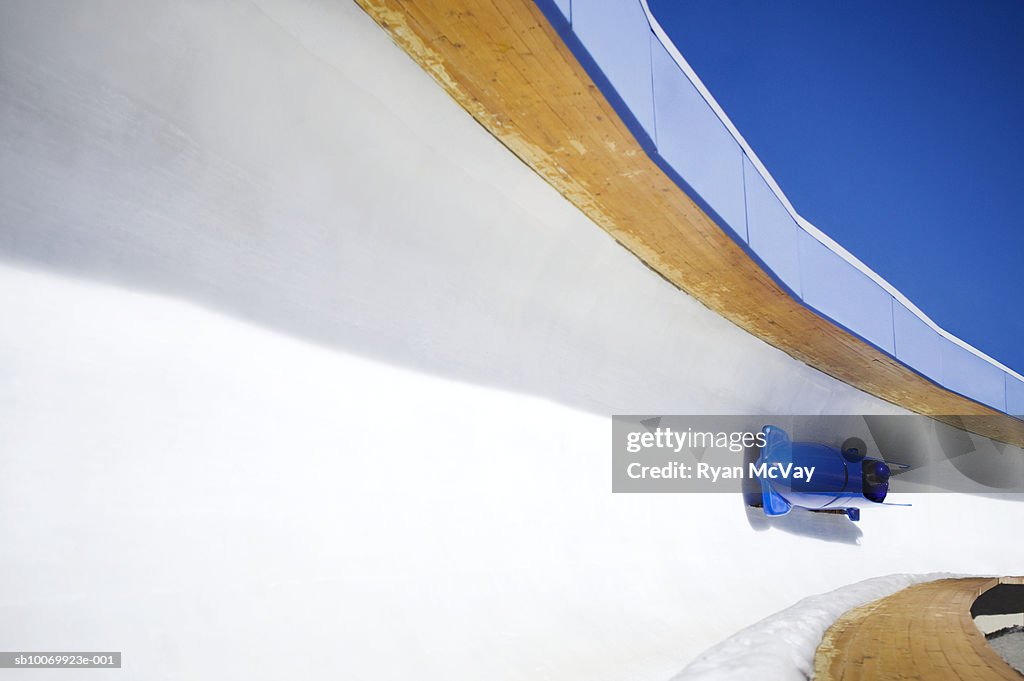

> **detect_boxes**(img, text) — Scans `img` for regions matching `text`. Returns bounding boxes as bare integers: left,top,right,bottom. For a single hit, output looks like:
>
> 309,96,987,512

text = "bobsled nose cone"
865,460,890,482
877,462,891,481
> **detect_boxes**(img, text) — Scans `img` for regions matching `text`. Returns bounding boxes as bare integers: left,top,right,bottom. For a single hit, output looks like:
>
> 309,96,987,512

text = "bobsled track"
0,1,1022,680
815,577,1024,681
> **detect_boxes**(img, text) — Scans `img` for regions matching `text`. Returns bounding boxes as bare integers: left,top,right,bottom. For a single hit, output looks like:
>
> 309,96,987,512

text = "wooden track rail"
353,0,1024,446
815,577,1024,680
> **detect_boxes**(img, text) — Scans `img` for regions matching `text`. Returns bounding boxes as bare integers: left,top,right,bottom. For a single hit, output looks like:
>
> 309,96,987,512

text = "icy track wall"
0,2,1022,681
534,0,1024,416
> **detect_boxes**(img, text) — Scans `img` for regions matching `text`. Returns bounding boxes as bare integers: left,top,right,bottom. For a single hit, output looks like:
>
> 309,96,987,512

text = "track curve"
815,577,1024,680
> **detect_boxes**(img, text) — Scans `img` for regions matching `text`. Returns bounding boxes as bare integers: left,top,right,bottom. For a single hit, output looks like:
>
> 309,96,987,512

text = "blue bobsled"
754,425,907,522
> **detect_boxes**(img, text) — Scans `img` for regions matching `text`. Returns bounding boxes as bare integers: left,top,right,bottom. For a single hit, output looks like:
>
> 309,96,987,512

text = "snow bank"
674,574,951,681
987,627,1024,674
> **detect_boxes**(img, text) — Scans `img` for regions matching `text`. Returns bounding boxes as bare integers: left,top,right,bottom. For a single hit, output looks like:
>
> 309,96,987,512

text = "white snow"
987,627,1024,674
1,1,1023,680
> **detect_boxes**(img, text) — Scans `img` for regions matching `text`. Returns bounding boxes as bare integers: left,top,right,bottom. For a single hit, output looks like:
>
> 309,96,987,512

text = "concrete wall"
536,0,1024,416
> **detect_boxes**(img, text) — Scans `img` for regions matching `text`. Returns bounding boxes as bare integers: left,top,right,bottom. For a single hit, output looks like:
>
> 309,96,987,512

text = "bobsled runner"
752,425,909,522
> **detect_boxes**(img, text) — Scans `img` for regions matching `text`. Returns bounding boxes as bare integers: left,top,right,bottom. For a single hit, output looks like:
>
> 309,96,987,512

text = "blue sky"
649,0,1024,374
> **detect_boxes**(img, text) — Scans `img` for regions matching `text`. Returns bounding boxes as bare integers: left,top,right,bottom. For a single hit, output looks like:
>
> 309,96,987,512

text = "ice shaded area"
987,627,1024,674
675,574,947,681
0,0,896,419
